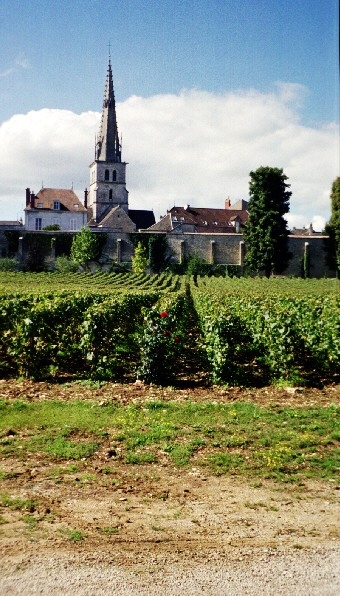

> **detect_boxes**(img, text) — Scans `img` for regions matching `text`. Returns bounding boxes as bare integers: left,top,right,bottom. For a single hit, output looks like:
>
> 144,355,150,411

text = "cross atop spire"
95,57,121,162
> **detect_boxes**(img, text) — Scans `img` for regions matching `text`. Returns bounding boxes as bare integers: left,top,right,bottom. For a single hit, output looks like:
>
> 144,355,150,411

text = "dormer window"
53,201,60,210
37,202,43,208
173,216,178,221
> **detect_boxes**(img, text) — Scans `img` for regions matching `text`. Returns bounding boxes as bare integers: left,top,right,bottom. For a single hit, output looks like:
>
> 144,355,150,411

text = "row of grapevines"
192,278,340,384
0,271,181,296
0,290,159,379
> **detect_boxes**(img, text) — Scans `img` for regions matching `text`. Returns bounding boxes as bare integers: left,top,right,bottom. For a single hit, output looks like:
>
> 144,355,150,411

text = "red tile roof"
167,205,248,233
25,188,87,212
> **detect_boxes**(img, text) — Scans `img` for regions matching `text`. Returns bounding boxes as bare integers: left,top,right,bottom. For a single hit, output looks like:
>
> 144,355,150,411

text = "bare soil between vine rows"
0,380,339,594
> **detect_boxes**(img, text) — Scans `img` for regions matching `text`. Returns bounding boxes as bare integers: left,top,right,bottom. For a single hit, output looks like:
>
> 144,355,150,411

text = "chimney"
26,188,30,206
225,197,231,209
84,188,88,209
30,192,35,208
309,223,313,235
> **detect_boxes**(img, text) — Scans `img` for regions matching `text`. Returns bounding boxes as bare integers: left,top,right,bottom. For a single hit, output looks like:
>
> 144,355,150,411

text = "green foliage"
137,293,187,384
186,255,209,279
70,228,103,269
22,235,50,272
191,277,340,385
132,242,148,275
3,231,20,257
129,233,170,273
55,256,79,273
148,234,170,273
43,224,60,231
243,167,291,277
54,233,75,257
325,177,340,277
0,273,338,386
0,258,17,272
80,291,158,380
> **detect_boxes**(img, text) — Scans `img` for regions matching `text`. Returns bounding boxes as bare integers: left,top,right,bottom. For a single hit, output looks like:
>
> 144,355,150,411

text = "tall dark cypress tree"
243,166,291,277
324,177,340,277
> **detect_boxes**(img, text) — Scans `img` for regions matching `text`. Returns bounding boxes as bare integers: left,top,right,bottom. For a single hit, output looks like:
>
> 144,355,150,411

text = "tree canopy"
325,177,340,277
131,242,148,275
243,166,291,277
70,227,102,269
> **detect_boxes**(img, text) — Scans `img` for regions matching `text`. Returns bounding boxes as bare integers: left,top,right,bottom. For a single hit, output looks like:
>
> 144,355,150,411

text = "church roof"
128,209,156,230
95,57,122,163
97,206,135,231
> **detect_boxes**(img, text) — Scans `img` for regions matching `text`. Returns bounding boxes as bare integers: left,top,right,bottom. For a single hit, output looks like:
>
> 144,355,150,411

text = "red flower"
174,336,180,342
164,331,170,337
160,311,168,318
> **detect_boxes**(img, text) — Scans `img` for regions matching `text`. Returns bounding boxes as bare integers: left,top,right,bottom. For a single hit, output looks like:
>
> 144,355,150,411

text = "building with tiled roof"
148,199,248,234
24,187,87,231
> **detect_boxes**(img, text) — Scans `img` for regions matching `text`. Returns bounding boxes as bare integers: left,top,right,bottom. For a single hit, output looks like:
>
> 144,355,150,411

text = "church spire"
95,55,121,162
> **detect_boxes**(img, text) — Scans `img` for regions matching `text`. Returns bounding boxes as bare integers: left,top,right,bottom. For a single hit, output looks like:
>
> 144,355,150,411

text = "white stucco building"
24,187,87,231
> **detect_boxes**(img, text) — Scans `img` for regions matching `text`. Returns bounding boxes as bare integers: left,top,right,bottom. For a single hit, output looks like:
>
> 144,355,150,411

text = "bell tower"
88,56,129,222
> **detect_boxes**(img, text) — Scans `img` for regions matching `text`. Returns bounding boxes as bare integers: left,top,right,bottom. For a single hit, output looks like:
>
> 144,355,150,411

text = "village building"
149,199,248,234
24,188,87,231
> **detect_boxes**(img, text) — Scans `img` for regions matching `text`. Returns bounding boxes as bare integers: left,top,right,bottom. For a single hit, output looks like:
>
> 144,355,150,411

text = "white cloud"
0,83,338,229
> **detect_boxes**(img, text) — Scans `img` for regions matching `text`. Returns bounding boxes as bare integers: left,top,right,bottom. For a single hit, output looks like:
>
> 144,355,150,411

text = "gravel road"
1,547,339,595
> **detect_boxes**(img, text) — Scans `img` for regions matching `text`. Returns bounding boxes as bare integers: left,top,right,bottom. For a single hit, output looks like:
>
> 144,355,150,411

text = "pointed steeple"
95,56,121,162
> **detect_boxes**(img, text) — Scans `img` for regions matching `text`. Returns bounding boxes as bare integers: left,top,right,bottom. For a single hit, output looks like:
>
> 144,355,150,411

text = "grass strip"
0,399,338,482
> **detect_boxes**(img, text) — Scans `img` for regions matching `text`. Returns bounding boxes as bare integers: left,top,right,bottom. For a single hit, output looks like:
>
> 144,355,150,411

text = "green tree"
70,227,101,269
132,242,148,274
243,166,291,277
324,177,340,277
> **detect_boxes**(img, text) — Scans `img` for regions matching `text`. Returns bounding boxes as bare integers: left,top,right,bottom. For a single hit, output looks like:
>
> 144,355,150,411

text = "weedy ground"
0,379,339,573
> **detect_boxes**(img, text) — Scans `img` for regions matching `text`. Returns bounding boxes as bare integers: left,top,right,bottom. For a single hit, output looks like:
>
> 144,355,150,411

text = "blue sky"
0,0,338,226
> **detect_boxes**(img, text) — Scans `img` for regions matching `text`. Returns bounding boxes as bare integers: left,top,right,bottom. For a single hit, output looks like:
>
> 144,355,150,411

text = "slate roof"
289,225,321,236
128,209,156,230
0,220,23,227
25,188,87,212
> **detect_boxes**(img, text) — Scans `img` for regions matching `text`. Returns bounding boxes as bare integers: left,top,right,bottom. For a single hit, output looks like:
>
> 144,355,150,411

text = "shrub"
55,256,79,273
0,258,17,272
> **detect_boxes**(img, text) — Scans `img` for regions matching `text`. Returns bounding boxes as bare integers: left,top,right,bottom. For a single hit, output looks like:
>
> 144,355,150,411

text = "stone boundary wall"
0,229,335,278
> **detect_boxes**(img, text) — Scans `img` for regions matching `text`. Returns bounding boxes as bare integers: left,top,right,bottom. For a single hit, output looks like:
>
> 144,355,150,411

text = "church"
24,56,156,233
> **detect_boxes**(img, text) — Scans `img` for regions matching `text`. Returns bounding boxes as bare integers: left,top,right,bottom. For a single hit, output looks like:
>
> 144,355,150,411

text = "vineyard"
0,272,339,386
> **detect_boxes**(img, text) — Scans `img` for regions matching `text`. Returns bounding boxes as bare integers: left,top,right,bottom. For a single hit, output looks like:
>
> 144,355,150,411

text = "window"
37,202,43,208
35,218,42,231
112,170,117,181
109,189,113,201
53,201,60,210
70,219,77,231
105,169,109,181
